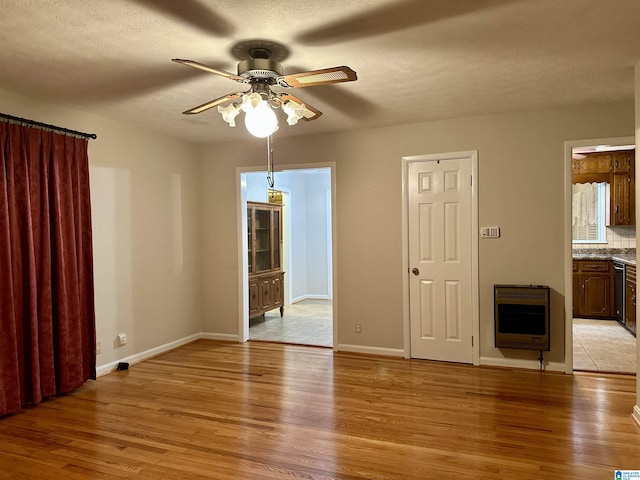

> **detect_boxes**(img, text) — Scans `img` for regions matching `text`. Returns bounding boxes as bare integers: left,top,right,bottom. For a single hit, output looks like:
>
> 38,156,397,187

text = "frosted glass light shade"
217,103,240,127
283,100,305,126
241,93,278,138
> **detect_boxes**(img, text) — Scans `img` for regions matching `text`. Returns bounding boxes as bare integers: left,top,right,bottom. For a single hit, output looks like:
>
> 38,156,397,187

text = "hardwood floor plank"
0,340,638,479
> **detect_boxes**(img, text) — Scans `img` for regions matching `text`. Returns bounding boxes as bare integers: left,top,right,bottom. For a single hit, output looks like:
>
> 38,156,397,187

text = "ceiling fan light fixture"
283,100,306,126
241,93,278,138
217,103,241,127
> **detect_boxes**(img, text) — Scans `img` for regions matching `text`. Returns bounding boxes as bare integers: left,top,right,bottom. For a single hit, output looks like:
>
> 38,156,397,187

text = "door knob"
412,268,420,276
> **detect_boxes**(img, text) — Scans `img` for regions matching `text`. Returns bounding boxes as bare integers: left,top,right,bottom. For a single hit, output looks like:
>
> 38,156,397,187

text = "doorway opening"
239,166,335,348
565,137,637,374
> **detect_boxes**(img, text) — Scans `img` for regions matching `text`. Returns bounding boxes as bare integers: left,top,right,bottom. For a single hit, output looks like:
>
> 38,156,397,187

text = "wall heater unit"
494,284,550,351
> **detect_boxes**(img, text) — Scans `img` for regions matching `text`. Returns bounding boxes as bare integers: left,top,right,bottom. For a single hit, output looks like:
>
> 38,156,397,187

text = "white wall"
199,101,635,369
0,87,202,369
302,170,331,298
244,171,269,202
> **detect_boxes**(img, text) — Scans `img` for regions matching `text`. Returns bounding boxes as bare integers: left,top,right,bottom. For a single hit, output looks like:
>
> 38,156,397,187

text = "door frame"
279,188,292,306
236,162,338,346
401,151,480,364
563,135,635,374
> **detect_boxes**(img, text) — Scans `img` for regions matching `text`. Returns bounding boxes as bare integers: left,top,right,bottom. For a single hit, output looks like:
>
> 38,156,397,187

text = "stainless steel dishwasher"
613,261,625,326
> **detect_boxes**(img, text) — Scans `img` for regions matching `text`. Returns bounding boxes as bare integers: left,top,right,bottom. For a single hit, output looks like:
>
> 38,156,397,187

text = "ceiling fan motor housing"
238,57,283,79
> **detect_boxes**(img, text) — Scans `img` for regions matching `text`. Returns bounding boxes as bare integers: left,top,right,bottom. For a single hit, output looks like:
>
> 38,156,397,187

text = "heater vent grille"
494,284,550,351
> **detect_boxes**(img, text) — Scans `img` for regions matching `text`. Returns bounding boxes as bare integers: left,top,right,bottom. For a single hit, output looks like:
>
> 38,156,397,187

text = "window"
572,182,609,243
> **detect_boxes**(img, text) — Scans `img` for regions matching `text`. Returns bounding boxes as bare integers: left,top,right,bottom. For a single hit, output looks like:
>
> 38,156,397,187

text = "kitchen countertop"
573,250,636,266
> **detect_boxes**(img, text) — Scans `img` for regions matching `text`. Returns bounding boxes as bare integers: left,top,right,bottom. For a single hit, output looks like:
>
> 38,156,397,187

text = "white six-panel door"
408,156,473,363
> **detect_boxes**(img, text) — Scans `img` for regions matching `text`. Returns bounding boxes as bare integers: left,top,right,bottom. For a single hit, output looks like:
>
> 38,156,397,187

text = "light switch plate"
480,226,500,238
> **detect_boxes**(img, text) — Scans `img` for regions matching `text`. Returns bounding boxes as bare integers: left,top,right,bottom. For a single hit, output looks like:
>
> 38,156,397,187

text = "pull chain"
266,134,275,188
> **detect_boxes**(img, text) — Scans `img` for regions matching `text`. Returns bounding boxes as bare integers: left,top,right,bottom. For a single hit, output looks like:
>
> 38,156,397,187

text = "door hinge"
471,336,474,347
470,175,473,186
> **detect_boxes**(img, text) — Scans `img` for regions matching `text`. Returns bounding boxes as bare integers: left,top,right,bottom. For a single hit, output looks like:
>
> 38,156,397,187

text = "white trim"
479,356,565,373
95,333,201,377
632,405,640,428
237,167,250,343
330,165,338,351
326,188,333,299
291,294,331,303
238,162,338,350
563,136,635,375
336,344,404,357
279,187,292,306
200,332,240,342
401,150,480,365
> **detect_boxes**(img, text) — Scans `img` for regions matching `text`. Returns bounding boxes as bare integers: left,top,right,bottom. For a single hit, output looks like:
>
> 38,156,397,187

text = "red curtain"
0,122,96,416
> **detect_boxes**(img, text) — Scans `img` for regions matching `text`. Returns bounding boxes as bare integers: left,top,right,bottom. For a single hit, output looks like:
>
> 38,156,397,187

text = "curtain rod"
0,112,97,140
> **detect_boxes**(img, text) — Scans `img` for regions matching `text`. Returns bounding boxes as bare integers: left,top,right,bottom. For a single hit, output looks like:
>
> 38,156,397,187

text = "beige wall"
0,87,203,368
200,101,635,368
1,84,635,378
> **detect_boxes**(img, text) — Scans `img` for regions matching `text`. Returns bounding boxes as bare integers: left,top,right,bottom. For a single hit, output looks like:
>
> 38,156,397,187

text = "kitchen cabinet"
573,260,615,319
611,151,635,226
248,201,285,319
625,265,636,335
572,150,635,227
572,153,612,176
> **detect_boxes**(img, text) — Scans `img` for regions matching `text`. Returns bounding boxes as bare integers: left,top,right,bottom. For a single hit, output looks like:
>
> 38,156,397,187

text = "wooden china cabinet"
247,201,285,319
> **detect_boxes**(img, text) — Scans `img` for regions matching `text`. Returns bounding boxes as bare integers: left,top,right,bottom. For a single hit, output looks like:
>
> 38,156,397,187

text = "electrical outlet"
355,323,362,334
117,333,127,347
96,342,101,355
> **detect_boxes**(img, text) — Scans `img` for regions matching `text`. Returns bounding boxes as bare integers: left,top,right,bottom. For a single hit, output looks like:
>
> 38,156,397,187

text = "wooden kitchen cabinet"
572,153,612,176
625,265,636,335
572,150,635,226
611,151,635,226
573,260,615,319
248,201,285,319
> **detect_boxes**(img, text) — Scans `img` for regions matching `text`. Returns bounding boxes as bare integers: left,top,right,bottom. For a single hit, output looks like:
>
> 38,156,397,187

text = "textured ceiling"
1,0,640,143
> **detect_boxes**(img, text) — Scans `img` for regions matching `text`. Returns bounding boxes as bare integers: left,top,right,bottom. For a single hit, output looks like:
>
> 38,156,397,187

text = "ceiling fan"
172,44,357,138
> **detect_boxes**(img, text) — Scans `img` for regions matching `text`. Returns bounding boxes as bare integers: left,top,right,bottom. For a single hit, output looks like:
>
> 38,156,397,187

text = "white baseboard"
633,405,640,428
96,333,201,377
200,332,239,342
480,356,565,372
336,343,404,357
96,332,241,377
291,294,330,304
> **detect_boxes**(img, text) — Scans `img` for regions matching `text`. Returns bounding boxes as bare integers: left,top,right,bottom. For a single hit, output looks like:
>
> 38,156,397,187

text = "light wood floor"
1,340,639,479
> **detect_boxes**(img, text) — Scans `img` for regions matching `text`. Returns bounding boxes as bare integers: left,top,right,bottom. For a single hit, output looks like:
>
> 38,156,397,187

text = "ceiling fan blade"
277,66,357,88
182,92,244,115
283,65,377,119
172,59,245,82
278,93,322,121
127,0,234,36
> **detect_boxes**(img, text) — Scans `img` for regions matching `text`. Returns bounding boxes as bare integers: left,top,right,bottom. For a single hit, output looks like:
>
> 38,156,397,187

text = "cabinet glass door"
273,209,280,269
255,208,271,272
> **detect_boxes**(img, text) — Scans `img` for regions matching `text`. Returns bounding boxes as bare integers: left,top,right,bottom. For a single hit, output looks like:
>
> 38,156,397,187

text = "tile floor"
573,318,636,373
249,299,333,347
